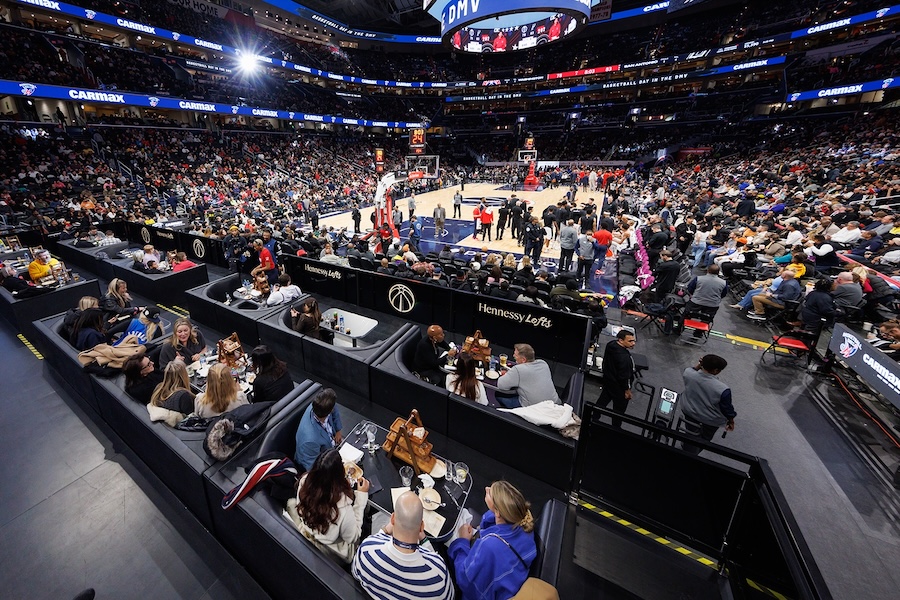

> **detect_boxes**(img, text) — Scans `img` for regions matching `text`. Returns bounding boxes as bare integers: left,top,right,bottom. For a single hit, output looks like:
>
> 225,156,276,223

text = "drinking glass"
365,424,377,453
499,354,508,368
454,462,469,485
444,459,456,482
399,466,414,487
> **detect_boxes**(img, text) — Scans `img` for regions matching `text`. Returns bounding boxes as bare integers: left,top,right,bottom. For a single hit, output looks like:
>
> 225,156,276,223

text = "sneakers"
729,304,743,309
747,313,767,320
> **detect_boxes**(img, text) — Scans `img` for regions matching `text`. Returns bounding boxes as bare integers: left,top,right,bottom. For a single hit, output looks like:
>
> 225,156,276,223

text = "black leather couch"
31,309,320,529
55,239,131,282
56,239,210,306
258,306,417,398
369,327,452,435
92,374,318,529
1,276,102,350
203,402,369,600
372,326,583,490
185,274,284,347
32,313,102,415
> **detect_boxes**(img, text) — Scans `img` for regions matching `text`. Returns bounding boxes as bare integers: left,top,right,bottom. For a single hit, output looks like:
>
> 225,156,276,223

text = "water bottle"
225,293,232,306
339,316,344,332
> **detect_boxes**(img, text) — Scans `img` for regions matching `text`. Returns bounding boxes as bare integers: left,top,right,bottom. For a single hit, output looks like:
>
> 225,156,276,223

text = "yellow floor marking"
17,334,43,359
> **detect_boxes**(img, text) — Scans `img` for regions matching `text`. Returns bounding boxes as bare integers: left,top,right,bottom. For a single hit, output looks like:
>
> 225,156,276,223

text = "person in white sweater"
445,352,489,405
286,448,369,564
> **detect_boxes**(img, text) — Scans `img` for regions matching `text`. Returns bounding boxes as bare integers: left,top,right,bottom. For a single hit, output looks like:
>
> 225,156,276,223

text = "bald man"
413,325,456,385
353,491,454,599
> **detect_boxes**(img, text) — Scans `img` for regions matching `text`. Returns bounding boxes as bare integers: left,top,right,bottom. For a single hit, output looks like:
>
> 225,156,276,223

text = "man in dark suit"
413,325,457,385
598,329,636,428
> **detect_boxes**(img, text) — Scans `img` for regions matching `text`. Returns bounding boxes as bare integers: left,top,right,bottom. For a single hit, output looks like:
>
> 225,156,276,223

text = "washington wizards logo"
839,332,861,358
883,78,894,89
85,10,96,19
19,83,36,96
172,32,180,41
877,8,889,18
288,111,295,119
231,106,240,114
148,96,160,107
282,60,287,67
789,93,800,102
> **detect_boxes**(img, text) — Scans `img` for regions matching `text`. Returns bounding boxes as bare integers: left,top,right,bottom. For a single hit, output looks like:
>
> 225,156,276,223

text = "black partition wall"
282,255,591,367
572,404,833,600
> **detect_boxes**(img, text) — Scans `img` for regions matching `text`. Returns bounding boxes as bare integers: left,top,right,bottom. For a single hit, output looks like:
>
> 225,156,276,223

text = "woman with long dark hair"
249,345,293,403
70,307,108,350
446,352,488,405
286,448,369,564
290,297,322,339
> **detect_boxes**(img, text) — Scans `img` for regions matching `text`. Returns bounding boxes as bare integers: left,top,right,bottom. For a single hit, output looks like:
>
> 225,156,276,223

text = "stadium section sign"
0,80,427,129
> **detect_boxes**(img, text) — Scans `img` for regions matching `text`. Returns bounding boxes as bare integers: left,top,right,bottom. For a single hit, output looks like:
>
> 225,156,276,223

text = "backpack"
203,401,275,461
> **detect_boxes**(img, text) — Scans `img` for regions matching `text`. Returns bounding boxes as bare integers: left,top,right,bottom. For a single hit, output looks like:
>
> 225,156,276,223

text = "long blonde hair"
78,296,99,310
150,361,194,407
139,311,163,341
107,278,130,306
168,317,199,350
490,481,534,533
199,363,239,414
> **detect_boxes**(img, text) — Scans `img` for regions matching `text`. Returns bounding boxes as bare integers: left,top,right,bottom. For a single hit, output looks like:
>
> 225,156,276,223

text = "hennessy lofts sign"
477,301,553,329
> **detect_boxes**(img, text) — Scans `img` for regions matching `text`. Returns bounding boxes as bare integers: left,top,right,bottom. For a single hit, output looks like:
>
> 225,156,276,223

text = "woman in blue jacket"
449,481,537,600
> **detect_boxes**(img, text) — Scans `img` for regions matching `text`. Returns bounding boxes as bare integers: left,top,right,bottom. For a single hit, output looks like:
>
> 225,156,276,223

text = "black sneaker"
747,313,767,320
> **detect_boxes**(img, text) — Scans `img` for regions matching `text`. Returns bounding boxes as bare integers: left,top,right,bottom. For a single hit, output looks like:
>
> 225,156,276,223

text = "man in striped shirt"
352,491,454,599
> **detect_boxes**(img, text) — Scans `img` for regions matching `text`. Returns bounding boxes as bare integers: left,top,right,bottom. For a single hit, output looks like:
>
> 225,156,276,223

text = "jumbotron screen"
450,13,577,53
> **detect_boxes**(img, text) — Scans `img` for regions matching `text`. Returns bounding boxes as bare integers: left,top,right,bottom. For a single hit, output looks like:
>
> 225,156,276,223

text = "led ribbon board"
428,0,591,53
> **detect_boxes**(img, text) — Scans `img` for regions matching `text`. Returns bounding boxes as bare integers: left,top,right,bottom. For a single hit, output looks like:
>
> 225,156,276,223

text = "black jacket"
601,340,634,396
252,370,293,404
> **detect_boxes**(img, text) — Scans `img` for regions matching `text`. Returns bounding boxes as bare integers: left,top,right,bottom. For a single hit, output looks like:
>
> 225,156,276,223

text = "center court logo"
20,83,36,96
388,283,416,313
140,227,151,244
192,238,206,258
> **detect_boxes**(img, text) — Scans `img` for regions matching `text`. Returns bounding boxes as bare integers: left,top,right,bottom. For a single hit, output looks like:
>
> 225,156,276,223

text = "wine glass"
364,424,377,454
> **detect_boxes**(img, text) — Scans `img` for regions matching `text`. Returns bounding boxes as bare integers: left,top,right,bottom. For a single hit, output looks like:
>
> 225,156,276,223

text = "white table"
321,307,378,347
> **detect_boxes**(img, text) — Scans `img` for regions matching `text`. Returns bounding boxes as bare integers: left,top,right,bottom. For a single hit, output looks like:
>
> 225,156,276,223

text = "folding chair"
680,306,714,345
759,329,819,368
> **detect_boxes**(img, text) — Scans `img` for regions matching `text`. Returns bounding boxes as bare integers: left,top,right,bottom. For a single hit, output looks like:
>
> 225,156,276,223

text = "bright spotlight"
238,53,258,73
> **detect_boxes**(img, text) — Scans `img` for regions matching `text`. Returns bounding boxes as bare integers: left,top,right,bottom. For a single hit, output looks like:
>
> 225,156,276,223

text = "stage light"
238,53,258,73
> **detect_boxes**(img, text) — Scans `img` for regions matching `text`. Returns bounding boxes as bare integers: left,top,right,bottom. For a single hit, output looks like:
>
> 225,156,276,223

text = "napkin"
418,473,435,489
339,443,364,464
445,509,474,545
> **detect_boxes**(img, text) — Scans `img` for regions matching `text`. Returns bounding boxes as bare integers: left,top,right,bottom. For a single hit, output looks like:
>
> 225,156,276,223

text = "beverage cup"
454,462,468,484
399,466,414,487
499,354,508,368
445,459,455,482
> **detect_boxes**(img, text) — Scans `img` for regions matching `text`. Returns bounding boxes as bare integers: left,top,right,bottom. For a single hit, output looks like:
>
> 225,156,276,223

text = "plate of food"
344,462,363,482
485,369,500,379
250,289,262,298
419,487,442,511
